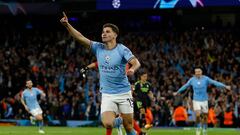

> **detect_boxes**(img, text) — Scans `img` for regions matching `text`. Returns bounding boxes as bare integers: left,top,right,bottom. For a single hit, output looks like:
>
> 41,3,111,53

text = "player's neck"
195,75,202,79
140,80,146,84
105,41,117,50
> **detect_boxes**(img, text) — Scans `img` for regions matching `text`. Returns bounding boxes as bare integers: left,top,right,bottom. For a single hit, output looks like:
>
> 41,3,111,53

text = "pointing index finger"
63,11,67,17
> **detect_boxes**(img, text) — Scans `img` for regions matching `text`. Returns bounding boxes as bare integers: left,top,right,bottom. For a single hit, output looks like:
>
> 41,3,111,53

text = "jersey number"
127,98,134,108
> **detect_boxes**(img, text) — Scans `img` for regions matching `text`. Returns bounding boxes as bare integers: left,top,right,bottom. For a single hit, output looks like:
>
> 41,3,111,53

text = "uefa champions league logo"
112,0,121,9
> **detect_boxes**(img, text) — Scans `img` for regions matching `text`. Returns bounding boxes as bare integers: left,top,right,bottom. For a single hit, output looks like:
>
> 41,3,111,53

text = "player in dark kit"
133,71,154,133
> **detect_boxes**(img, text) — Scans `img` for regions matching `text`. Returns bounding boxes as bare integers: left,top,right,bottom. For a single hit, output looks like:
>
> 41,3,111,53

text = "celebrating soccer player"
173,67,231,135
60,12,140,135
21,80,46,134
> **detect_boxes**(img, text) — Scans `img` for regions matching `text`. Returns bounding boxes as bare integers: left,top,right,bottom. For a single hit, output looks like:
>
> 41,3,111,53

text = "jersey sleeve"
36,88,43,95
148,82,152,93
121,45,135,62
90,41,103,55
206,76,226,88
177,78,192,93
134,82,140,91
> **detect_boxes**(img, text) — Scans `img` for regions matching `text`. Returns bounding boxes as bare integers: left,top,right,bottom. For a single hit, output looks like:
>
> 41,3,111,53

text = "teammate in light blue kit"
60,12,140,135
174,67,231,135
21,80,46,134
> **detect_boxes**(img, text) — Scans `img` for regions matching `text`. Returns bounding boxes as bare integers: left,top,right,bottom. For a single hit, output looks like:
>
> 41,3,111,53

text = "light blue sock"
203,123,207,130
126,130,136,135
38,120,43,130
114,117,122,128
197,123,202,128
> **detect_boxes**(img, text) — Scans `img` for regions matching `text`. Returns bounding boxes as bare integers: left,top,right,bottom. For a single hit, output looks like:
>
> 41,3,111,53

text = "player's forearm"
129,58,140,72
20,99,27,108
215,82,226,88
41,93,46,97
65,23,90,48
177,85,188,94
87,62,97,69
210,79,226,88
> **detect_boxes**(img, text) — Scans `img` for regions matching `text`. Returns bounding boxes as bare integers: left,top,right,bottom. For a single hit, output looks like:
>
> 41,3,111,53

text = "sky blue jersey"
177,75,226,101
22,87,43,111
91,41,135,94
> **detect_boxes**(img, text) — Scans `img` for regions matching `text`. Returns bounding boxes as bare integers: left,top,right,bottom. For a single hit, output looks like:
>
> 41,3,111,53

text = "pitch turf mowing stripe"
0,126,239,135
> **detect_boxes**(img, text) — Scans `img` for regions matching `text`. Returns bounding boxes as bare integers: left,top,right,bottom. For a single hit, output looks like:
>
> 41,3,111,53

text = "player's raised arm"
173,78,192,96
60,12,91,49
207,77,231,90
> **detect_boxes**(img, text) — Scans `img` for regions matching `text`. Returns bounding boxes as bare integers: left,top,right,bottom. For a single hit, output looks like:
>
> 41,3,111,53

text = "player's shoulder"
202,75,209,79
118,43,130,50
91,41,105,48
189,76,194,80
146,81,151,85
22,89,28,94
32,87,39,91
134,80,140,85
187,76,195,82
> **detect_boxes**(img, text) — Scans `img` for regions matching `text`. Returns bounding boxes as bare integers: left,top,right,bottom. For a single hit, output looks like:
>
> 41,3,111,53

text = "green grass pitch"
0,126,239,135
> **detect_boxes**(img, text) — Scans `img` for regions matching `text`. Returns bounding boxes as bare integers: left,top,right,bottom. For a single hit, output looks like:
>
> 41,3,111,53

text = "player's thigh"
200,101,208,114
101,94,118,114
118,92,134,114
30,108,43,118
101,111,116,127
193,100,202,117
193,100,201,112
117,92,134,131
35,114,43,120
101,94,118,126
121,113,134,132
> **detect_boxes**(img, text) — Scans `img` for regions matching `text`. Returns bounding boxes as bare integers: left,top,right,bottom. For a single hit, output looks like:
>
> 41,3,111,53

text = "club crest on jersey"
105,55,110,64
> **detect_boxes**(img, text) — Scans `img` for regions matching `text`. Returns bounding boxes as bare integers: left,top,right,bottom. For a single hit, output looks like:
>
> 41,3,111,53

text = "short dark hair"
26,79,32,83
194,66,203,71
103,23,119,36
139,70,148,76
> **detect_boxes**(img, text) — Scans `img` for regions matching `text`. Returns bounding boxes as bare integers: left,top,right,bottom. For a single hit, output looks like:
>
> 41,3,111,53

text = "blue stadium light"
150,15,161,22
69,17,79,22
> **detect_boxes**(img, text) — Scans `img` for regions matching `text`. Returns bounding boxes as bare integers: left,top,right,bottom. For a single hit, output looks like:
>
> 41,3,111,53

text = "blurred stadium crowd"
0,16,239,128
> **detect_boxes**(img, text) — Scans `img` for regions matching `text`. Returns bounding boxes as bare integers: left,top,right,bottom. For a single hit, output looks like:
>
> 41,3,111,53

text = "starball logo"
112,0,121,9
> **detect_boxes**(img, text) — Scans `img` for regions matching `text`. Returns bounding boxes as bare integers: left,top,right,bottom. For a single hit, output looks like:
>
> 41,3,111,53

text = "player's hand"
127,68,135,76
225,85,231,91
60,11,69,26
173,92,178,96
80,67,89,74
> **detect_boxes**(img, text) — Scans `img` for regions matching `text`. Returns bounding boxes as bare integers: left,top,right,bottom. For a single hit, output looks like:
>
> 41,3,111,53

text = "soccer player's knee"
103,121,114,128
36,115,43,121
196,112,201,117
